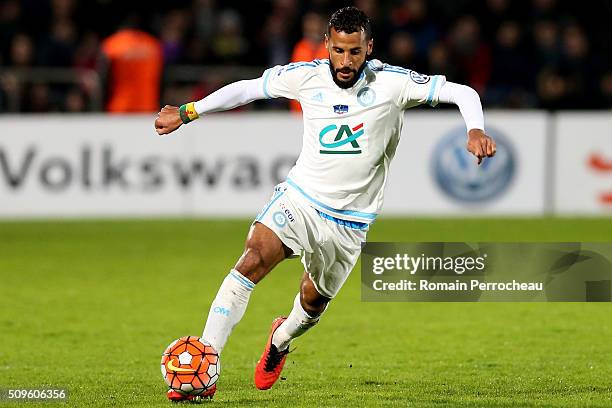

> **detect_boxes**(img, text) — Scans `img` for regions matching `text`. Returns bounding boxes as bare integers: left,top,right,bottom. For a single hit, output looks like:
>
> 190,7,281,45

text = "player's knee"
300,289,329,317
235,246,266,281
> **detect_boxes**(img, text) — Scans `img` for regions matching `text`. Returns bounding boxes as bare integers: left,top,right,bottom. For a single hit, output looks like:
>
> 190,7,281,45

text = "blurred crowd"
0,0,611,112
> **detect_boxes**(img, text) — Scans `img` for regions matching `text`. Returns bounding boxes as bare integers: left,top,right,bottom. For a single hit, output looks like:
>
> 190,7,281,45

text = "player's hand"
155,105,183,135
466,128,496,165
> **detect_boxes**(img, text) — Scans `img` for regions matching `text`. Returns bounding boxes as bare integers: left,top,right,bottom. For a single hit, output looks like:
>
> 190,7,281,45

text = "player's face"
325,27,373,89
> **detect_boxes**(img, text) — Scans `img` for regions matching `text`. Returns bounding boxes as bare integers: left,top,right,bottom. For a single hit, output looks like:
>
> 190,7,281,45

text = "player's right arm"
155,64,303,135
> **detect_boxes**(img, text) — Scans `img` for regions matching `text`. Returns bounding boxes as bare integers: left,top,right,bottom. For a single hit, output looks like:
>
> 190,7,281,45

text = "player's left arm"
437,82,496,165
400,74,496,165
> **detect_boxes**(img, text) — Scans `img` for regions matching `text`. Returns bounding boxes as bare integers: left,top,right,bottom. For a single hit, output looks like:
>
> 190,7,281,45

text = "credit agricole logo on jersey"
319,123,364,154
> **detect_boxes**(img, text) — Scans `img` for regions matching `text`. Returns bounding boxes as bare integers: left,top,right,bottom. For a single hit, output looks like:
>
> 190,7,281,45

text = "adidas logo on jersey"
311,92,324,102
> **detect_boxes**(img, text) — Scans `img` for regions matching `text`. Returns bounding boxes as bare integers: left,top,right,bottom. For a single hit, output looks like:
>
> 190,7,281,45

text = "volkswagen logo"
432,127,515,203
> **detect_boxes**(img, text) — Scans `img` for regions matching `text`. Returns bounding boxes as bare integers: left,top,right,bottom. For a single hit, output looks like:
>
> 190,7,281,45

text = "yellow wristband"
179,102,199,124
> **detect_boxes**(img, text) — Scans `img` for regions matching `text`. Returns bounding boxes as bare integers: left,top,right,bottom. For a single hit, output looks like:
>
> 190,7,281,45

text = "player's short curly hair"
327,6,373,40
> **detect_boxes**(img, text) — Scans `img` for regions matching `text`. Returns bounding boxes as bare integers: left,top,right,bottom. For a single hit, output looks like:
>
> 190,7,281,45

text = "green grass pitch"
1,218,612,407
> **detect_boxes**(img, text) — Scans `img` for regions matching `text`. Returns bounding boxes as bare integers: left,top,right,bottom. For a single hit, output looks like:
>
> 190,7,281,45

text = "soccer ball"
160,336,220,397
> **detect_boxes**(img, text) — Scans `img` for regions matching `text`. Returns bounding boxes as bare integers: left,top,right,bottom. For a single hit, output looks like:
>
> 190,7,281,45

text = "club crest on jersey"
272,211,287,227
319,123,364,155
333,104,349,114
409,70,430,84
357,87,376,107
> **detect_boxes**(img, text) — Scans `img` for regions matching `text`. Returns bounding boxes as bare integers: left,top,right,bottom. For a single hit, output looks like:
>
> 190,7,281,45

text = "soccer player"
155,6,495,400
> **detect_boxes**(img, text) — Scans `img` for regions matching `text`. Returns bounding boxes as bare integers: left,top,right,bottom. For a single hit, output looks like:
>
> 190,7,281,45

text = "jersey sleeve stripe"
382,68,409,75
262,68,273,99
286,62,317,71
385,64,410,73
426,75,440,105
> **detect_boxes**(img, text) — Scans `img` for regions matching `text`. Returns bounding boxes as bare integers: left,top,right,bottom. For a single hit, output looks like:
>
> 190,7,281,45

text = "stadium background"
1,0,612,407
1,0,611,111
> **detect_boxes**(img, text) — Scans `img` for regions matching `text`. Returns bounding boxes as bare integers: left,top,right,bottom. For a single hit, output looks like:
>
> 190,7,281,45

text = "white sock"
202,269,254,354
272,293,324,351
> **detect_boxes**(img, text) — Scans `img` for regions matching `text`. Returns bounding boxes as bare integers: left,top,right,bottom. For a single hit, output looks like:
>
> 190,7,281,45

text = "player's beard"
329,60,367,89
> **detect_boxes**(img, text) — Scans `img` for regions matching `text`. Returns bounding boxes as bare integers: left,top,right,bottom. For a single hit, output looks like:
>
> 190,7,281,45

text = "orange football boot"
254,317,290,390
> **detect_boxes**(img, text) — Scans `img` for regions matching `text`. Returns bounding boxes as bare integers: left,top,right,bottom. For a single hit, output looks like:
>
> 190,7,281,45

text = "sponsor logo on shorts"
279,202,295,223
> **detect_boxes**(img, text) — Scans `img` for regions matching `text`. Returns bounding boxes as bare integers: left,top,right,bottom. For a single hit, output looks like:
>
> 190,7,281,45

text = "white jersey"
262,59,445,224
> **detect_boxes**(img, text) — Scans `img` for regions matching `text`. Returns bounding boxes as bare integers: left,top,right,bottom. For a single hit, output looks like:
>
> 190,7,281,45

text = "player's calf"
272,272,330,352
299,271,330,316
272,292,326,352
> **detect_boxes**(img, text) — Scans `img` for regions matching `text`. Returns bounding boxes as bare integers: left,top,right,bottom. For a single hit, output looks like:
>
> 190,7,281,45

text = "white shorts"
254,183,368,298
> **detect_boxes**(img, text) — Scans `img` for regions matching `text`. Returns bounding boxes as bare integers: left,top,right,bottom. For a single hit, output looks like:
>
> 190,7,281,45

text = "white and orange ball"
160,336,219,396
